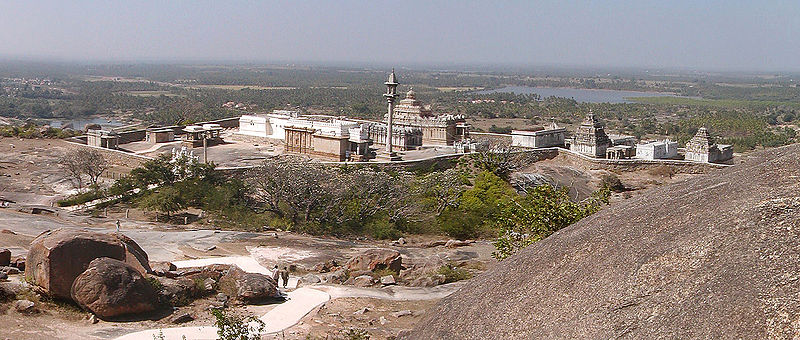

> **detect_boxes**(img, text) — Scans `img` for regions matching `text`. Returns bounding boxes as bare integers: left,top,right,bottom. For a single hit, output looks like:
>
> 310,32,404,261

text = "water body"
48,117,125,130
474,86,686,104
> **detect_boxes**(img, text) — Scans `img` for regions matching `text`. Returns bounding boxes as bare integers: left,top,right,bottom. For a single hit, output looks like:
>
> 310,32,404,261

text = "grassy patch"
371,268,398,280
436,264,473,283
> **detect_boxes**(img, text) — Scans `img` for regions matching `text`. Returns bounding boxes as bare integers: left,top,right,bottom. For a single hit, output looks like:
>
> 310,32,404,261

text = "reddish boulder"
71,258,158,319
25,228,151,299
0,249,10,266
346,248,402,273
150,261,177,276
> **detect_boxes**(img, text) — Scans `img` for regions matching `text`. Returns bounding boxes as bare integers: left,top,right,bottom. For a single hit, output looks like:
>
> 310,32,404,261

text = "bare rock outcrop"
405,144,800,339
70,257,158,319
25,228,151,299
345,248,402,273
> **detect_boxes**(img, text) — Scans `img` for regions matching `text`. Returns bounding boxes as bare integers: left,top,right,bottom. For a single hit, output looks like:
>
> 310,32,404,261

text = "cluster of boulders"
0,247,25,281
24,228,157,319
302,248,403,288
21,228,280,321
301,244,483,288
148,261,280,310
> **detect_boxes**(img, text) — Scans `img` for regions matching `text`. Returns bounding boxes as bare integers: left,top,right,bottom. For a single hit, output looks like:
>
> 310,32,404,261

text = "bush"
364,219,402,240
211,308,265,340
600,173,626,192
436,264,473,283
372,268,398,280
437,171,516,239
437,208,484,240
492,185,610,260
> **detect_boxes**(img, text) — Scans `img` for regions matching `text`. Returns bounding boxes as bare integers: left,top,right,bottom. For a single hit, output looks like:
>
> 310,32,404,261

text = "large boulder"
345,248,402,273
25,228,151,299
70,257,158,319
405,144,800,339
154,277,201,306
0,248,10,266
218,266,279,303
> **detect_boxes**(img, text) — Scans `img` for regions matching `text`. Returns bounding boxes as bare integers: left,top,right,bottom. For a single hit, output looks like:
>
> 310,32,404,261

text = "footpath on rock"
115,256,465,340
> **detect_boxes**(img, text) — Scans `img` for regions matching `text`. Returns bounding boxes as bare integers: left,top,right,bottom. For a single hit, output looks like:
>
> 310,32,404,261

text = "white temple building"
511,122,566,148
635,140,678,160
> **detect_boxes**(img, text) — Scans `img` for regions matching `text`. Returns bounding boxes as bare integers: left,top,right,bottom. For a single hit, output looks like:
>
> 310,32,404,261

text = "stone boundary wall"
216,152,467,176
470,132,513,144
216,146,729,176
540,147,729,174
117,129,146,144
201,117,240,128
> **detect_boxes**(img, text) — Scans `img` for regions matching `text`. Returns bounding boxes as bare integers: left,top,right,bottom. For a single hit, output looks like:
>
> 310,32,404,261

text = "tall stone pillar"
383,69,398,155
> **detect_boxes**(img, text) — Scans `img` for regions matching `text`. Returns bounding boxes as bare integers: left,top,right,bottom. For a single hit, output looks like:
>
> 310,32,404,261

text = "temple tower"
383,68,399,155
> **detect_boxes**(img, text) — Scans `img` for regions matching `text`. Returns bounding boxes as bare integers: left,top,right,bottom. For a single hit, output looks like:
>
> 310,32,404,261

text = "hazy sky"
1,0,799,71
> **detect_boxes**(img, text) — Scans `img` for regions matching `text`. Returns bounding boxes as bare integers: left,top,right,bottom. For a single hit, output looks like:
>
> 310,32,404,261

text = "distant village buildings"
685,127,733,163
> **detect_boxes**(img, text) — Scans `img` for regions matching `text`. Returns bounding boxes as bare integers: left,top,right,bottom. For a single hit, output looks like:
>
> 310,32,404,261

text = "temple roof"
581,112,603,128
688,127,715,148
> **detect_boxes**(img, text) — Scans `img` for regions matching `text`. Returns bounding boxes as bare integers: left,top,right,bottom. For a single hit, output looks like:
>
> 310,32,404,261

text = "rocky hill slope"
405,144,800,339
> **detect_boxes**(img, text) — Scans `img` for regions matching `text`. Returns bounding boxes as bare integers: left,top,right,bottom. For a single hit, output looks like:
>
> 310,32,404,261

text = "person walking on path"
280,266,289,288
272,265,280,284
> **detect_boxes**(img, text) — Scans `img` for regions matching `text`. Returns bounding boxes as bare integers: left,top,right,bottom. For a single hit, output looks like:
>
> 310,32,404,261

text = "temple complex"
685,127,733,163
569,112,611,157
235,70,471,162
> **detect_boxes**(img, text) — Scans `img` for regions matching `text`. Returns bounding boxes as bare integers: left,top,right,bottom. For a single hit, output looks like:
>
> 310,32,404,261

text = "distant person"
116,219,121,233
272,265,280,284
280,266,289,288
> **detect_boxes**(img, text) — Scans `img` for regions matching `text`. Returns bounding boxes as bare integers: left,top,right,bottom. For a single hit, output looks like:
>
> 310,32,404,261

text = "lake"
474,86,686,104
48,117,125,130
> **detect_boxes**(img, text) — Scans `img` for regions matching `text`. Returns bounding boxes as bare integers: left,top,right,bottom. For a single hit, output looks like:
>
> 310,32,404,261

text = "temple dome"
406,88,416,99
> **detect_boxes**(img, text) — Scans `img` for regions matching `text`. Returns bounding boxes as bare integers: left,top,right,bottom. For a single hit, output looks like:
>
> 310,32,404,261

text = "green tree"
138,187,186,218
